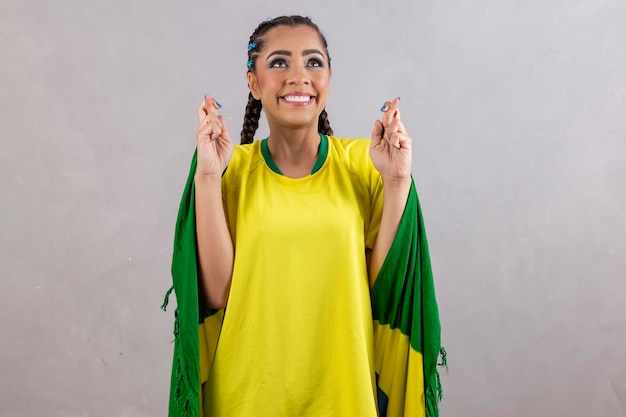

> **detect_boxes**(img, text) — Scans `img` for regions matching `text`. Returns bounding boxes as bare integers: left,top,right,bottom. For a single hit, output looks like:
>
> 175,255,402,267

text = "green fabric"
163,151,444,417
260,138,281,174
310,134,328,174
260,134,328,175
162,150,202,417
371,180,445,416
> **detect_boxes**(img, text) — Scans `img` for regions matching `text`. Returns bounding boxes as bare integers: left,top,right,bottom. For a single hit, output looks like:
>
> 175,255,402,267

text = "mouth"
280,94,316,105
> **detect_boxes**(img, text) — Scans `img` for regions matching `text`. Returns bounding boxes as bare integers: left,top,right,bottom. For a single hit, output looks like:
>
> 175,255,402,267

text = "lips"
280,93,315,104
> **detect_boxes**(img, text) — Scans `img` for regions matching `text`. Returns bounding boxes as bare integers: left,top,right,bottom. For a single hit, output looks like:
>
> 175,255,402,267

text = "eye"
306,58,324,68
269,58,288,68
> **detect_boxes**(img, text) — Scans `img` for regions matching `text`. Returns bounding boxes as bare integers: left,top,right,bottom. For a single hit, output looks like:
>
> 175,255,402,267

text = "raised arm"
368,97,412,285
194,94,235,309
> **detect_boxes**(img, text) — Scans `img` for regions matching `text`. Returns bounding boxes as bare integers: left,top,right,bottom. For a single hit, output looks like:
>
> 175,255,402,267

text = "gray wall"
1,0,625,416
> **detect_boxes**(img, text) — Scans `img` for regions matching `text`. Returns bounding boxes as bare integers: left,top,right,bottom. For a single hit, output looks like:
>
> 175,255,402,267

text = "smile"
281,95,315,104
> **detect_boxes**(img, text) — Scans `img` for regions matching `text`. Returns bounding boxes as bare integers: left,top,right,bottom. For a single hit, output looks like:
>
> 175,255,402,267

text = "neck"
266,125,321,178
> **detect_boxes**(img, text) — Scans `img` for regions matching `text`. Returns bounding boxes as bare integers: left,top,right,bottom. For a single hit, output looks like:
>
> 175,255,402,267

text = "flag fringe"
438,346,448,371
425,347,447,417
161,285,174,311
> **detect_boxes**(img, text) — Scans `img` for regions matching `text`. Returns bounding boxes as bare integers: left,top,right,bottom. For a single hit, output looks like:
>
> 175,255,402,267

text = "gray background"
1,0,625,416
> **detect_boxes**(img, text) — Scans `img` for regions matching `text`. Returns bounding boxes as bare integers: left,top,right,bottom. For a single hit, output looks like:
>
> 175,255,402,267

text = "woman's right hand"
195,94,234,178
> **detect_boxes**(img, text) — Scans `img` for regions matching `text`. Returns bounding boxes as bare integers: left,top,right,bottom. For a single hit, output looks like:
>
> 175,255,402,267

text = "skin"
195,25,412,309
248,25,332,178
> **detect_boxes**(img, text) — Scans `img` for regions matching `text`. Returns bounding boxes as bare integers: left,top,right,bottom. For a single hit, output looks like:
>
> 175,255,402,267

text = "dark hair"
240,16,334,144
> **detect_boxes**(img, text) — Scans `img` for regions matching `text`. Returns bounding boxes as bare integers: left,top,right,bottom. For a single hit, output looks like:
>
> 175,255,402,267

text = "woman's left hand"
369,97,412,182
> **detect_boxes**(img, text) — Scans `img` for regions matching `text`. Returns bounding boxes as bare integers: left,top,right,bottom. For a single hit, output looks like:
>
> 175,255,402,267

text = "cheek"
256,73,281,93
313,73,330,93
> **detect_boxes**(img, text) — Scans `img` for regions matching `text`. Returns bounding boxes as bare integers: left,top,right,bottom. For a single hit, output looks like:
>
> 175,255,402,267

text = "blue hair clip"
247,43,256,51
264,18,272,23
247,60,253,68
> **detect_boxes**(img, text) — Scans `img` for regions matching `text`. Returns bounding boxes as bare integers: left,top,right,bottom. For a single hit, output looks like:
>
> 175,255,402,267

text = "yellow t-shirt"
202,136,384,416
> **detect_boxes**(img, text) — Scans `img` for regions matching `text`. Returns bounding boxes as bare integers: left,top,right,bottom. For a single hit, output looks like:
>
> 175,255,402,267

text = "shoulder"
230,141,258,163
327,135,376,175
326,136,382,197
328,135,370,153
222,141,263,191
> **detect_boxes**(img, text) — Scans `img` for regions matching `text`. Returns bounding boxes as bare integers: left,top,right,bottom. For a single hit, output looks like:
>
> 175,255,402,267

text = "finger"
198,93,222,123
380,97,401,127
389,132,404,149
370,119,384,148
198,101,209,123
210,115,231,142
216,116,231,139
196,115,222,141
204,93,223,115
392,97,401,119
196,120,216,141
384,117,407,139
388,132,411,150
208,121,223,141
388,132,402,150
381,120,397,143
380,100,392,113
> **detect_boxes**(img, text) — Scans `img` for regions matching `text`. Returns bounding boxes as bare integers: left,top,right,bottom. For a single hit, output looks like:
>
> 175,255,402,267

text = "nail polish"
380,104,388,111
215,101,223,109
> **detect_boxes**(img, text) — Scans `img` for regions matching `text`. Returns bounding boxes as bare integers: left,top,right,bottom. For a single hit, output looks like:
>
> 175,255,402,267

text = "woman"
165,15,443,417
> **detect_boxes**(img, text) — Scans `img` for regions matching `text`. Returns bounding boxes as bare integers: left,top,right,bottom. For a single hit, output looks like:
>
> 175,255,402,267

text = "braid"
318,108,333,136
241,16,334,142
241,93,263,144
245,16,331,74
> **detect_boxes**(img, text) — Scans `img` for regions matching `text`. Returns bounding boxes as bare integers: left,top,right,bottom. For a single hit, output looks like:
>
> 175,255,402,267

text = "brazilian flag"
163,151,445,417
371,180,446,417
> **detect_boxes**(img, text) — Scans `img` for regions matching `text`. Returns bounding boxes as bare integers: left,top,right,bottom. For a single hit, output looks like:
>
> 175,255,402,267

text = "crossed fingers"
197,94,224,141
380,97,408,150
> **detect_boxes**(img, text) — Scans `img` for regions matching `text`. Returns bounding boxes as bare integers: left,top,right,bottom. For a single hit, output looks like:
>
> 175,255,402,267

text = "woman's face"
247,25,331,131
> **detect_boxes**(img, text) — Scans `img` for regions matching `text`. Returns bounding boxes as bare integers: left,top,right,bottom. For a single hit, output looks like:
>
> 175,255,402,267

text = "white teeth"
284,96,311,102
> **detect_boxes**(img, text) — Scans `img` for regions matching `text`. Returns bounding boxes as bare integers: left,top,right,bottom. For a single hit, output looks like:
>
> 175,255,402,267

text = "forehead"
262,25,325,53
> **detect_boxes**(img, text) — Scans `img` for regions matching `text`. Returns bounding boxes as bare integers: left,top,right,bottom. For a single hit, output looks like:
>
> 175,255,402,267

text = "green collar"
261,134,328,176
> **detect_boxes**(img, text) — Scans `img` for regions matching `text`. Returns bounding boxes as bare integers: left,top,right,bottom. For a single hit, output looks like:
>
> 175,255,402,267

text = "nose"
287,65,310,86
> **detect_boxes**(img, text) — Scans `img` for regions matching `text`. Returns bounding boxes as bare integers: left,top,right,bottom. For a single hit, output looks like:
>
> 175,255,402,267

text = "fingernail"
380,104,388,111
215,101,223,109
397,96,401,101
204,93,207,101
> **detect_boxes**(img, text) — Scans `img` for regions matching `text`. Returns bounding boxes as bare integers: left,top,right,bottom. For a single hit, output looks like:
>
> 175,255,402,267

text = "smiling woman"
246,24,331,156
164,15,444,417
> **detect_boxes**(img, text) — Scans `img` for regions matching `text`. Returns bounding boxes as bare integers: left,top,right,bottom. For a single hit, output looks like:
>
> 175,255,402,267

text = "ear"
247,72,261,100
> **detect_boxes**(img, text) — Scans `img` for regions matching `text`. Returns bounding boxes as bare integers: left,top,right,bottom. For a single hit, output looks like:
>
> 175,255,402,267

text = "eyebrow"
266,49,325,60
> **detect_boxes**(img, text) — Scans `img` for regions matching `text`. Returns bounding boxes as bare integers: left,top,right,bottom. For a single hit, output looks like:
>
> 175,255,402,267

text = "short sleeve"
365,170,384,250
